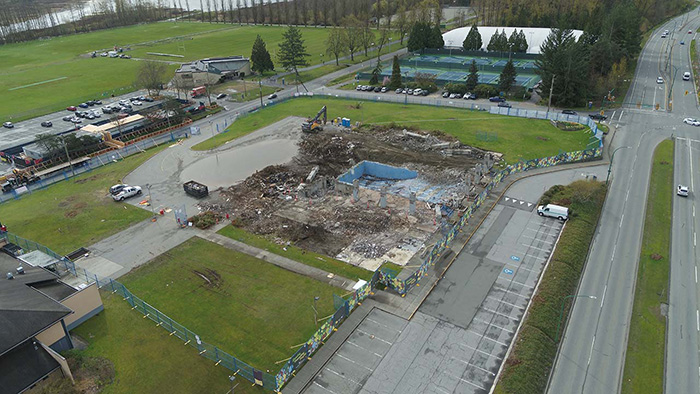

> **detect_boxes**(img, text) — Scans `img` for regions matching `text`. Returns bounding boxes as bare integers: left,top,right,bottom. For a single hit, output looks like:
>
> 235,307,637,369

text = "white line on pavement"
459,342,502,360
691,138,695,191
588,336,596,366
487,295,526,309
355,329,393,345
473,317,516,334
466,329,508,346
324,368,362,386
337,354,374,372
521,244,551,252
601,285,607,308
442,371,488,390
452,357,497,376
481,306,520,321
695,266,697,283
496,287,531,299
345,341,383,358
619,214,625,228
313,381,338,393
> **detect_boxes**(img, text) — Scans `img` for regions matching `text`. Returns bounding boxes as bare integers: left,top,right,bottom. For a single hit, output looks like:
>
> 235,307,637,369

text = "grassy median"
193,97,591,163
494,180,607,394
621,139,673,394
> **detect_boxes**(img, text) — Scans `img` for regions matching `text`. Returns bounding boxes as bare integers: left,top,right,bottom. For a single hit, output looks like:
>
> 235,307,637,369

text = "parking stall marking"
442,370,488,391
355,329,393,345
473,317,515,334
345,340,383,358
336,354,374,372
451,356,497,376
486,295,525,310
324,368,362,386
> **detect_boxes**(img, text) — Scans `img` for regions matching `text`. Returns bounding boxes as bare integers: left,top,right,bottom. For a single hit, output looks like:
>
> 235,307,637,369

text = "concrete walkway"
198,232,357,291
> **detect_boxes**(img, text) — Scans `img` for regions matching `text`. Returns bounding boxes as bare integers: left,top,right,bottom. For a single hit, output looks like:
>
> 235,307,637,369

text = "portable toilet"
341,118,351,127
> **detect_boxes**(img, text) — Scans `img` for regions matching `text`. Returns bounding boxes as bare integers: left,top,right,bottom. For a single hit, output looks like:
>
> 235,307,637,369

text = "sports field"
194,97,591,163
118,236,341,372
0,23,340,122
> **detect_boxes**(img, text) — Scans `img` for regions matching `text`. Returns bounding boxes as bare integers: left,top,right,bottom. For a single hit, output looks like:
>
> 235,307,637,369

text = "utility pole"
62,138,75,178
547,74,556,115
258,79,264,108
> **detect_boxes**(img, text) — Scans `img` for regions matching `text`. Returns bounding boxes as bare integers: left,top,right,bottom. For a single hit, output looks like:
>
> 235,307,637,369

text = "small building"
0,249,104,393
80,114,147,139
173,56,251,87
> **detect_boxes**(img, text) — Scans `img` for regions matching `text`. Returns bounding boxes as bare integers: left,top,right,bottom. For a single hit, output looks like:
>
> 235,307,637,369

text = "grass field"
118,236,341,372
213,80,279,102
494,180,607,394
193,97,592,163
69,291,268,394
621,139,673,394
0,144,169,255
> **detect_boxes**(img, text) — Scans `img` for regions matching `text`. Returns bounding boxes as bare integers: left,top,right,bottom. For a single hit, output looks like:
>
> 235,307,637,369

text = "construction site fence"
0,126,189,205
0,231,279,391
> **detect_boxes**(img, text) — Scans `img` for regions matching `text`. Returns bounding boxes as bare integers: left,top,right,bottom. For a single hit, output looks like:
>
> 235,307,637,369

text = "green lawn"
193,97,591,163
118,236,341,372
621,139,673,394
0,144,169,255
69,292,267,394
213,79,279,103
218,225,375,281
495,180,607,394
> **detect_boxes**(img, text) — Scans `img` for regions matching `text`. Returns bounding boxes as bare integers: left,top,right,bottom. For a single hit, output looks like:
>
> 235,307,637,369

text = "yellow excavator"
301,106,327,133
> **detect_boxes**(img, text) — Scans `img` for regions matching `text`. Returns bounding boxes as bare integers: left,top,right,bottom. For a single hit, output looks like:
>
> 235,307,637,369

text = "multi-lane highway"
549,7,700,394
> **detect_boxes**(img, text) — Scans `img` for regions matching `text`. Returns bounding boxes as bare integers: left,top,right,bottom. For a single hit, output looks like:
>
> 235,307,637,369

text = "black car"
562,109,577,115
489,96,506,102
62,116,72,121
94,100,102,105
216,93,227,99
421,90,429,96
41,121,52,127
589,113,607,121
86,100,95,106
268,93,278,100
102,107,113,114
374,86,381,92
466,93,478,100
143,97,154,102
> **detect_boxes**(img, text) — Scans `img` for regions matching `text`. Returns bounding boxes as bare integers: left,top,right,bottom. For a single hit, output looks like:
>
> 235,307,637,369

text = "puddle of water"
181,139,298,189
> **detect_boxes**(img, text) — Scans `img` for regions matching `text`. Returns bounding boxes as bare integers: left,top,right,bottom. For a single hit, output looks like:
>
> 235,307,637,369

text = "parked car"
421,90,429,96
86,114,95,120
562,109,577,115
79,103,89,108
138,96,146,101
413,89,422,96
62,116,73,121
684,117,700,126
689,30,693,34
373,86,380,92
537,204,569,220
678,184,689,197
94,100,102,105
2,122,14,128
589,113,607,121
465,93,477,100
216,93,227,99
498,101,512,108
100,52,108,57
91,110,101,118
86,100,95,106
453,93,462,99
407,89,414,95
395,88,403,94
70,117,82,123
102,107,112,114
268,93,278,99
489,96,505,102
132,100,142,106
380,87,388,93
40,121,52,127
143,96,154,102
112,186,142,201
109,184,128,195
356,85,362,91
66,106,77,111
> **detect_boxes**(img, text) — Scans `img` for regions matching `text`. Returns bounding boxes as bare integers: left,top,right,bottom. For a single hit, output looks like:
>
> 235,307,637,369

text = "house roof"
176,56,249,74
0,252,73,356
0,339,60,394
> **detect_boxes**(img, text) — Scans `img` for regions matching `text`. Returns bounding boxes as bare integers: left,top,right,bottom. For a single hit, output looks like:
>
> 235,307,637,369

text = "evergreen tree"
498,59,517,93
466,59,479,90
517,30,528,52
388,55,403,89
508,30,518,52
497,30,509,51
462,24,483,51
535,28,590,107
407,22,431,51
487,29,499,52
429,24,444,48
278,26,310,81
370,61,382,85
250,35,274,73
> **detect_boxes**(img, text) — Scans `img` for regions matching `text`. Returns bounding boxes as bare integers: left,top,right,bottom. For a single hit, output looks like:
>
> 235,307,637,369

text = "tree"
535,28,590,107
517,30,528,52
360,26,375,56
395,3,411,44
341,16,362,61
369,61,382,85
407,22,434,51
375,28,391,60
250,34,274,73
428,24,444,48
388,55,402,89
498,59,517,93
462,24,482,50
278,26,310,78
135,60,168,98
326,28,346,65
487,29,500,52
466,59,479,90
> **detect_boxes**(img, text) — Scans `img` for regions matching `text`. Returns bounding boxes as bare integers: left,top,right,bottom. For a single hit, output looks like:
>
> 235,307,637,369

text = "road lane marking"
691,138,695,191
588,336,596,365
695,232,697,247
694,206,696,217
601,285,607,308
619,214,624,228
626,190,630,202
697,310,699,332
695,266,697,283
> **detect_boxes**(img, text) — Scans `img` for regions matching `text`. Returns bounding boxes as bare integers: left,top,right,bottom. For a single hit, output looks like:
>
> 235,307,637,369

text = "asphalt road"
548,7,700,394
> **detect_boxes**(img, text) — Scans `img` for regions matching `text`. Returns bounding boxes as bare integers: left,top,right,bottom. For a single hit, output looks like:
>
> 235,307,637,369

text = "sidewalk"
198,232,357,291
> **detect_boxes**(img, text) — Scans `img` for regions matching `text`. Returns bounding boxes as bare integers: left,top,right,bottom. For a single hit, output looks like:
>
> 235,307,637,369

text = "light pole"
546,74,556,116
145,183,156,217
555,294,597,342
606,146,631,184
312,296,320,326
61,137,76,178
404,71,409,105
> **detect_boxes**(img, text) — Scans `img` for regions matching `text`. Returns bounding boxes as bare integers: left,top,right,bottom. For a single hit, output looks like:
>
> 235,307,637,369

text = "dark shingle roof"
0,253,72,356
0,339,60,394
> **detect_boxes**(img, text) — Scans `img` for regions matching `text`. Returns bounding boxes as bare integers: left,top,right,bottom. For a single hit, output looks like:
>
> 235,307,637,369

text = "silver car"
112,186,142,201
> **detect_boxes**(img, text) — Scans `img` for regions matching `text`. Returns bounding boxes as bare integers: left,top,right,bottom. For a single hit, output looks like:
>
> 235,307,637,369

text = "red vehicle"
191,86,206,98
66,106,77,111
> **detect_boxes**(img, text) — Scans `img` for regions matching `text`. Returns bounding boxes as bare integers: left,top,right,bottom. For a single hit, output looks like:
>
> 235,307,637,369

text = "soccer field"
0,22,335,122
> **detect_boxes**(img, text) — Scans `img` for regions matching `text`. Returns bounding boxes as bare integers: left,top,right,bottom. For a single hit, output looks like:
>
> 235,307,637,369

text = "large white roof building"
442,26,584,54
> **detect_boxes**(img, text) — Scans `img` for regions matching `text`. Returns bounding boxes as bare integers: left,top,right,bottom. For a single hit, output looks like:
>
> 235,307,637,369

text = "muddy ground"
199,120,493,269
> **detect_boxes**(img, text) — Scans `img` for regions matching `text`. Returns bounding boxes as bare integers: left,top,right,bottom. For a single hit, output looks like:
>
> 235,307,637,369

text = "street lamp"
145,183,156,218
312,296,320,326
404,71,409,105
555,294,597,342
606,146,631,184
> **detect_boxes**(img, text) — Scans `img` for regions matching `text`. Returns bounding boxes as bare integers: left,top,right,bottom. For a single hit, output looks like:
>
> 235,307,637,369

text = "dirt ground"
199,119,494,271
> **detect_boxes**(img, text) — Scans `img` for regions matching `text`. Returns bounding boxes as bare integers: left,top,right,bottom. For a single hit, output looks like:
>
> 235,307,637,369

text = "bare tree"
136,60,169,98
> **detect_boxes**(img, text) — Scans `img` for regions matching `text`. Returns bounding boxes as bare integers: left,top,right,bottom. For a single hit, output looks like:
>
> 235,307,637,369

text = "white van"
684,72,692,81
108,51,118,58
537,204,569,220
